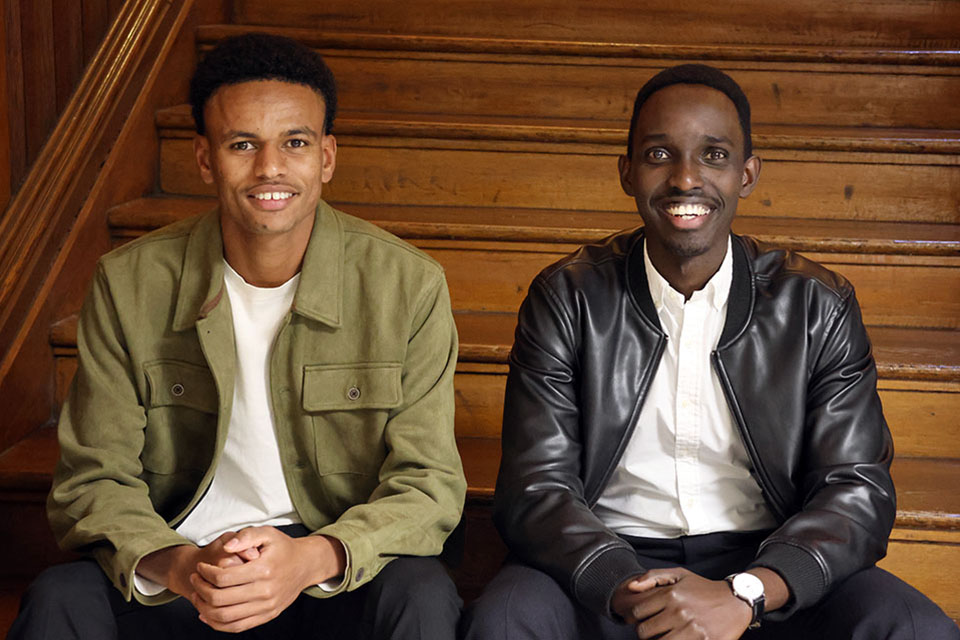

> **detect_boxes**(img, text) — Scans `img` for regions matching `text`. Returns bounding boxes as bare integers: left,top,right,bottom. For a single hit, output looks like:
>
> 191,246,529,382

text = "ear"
739,155,762,198
320,134,337,184
194,135,215,185
618,154,636,197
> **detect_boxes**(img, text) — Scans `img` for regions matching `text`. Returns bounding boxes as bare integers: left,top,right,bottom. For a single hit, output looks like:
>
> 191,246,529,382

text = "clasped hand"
162,527,345,633
611,567,752,640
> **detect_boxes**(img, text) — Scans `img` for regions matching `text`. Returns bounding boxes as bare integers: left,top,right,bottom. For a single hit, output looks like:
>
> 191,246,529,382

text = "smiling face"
194,79,336,250
619,83,760,272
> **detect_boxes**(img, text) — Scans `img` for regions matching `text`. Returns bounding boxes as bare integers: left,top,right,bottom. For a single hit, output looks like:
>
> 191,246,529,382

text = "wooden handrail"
0,0,180,359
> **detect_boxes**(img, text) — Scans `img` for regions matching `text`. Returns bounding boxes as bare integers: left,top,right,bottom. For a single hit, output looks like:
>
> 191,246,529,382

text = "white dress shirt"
593,237,776,538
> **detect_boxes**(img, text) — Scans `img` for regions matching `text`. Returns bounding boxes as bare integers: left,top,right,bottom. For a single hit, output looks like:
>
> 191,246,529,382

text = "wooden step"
108,197,960,258
155,106,960,226
230,0,960,49
197,25,960,130
47,310,960,458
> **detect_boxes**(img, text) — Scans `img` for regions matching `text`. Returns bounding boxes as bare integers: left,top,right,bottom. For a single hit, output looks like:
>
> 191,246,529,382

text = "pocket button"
347,386,361,401
171,383,185,397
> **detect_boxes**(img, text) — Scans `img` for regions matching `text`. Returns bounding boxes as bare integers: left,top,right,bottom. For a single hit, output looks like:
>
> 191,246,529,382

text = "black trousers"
460,530,960,640
9,548,461,640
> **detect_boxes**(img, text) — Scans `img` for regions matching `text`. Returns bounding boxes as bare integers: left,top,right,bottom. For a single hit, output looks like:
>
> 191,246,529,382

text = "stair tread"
3,428,957,529
108,197,960,257
155,104,960,153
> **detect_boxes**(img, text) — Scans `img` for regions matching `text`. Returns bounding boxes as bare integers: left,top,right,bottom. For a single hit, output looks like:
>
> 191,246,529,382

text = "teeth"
253,191,294,201
665,203,710,218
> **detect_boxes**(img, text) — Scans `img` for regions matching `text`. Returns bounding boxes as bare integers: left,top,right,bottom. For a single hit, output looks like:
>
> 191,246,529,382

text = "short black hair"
626,64,752,159
189,33,337,136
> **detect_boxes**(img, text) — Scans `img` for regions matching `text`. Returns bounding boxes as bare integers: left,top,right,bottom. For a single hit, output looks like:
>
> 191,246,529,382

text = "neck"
646,238,727,300
222,222,313,288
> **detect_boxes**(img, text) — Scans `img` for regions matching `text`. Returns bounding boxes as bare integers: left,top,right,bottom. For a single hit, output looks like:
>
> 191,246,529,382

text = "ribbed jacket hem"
573,544,645,618
750,541,827,620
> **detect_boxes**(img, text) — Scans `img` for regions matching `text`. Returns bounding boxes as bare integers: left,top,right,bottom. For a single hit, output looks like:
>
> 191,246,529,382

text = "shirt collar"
643,235,733,314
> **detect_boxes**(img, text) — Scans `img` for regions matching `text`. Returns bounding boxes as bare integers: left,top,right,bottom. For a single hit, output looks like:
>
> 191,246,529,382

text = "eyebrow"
705,134,734,146
223,127,319,140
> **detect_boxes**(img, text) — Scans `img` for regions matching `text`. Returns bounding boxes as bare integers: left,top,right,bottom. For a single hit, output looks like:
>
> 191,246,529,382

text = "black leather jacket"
493,229,895,619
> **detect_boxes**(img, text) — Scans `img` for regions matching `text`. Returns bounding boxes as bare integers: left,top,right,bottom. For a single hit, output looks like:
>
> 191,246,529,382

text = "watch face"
733,573,764,601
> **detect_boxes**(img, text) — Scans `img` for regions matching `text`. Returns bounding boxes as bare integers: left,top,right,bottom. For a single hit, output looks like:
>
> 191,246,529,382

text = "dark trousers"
9,553,461,640
460,531,960,640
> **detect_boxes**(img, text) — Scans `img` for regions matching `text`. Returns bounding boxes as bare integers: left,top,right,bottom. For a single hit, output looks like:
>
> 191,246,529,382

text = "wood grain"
232,0,960,48
195,26,960,130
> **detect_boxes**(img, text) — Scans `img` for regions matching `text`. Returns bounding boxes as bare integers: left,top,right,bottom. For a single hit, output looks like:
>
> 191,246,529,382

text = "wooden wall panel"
3,0,26,200
81,0,110,61
53,0,85,113
1,0,125,200
20,0,57,162
0,15,9,211
233,0,960,48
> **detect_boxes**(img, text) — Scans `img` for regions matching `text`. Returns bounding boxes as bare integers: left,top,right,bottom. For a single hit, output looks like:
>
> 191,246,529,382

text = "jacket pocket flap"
302,363,402,411
144,359,218,414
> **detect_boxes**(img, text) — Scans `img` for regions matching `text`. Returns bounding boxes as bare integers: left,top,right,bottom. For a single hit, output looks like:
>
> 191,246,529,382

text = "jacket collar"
626,230,755,346
172,200,344,331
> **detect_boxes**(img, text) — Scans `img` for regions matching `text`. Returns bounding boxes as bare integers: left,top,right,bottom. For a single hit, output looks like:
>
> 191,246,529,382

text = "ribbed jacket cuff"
573,545,645,618
749,541,827,620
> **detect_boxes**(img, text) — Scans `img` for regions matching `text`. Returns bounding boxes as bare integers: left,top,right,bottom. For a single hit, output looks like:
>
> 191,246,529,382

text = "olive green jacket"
48,201,466,604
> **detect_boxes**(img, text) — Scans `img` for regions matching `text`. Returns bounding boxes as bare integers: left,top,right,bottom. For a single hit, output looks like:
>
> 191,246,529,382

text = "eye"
645,147,670,162
287,138,309,148
230,140,254,151
704,148,729,162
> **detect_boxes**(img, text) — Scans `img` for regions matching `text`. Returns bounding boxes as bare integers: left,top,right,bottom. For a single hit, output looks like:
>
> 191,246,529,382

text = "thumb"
631,569,682,592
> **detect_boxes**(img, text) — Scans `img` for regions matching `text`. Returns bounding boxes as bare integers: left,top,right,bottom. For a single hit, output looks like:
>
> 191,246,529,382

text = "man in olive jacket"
10,34,465,640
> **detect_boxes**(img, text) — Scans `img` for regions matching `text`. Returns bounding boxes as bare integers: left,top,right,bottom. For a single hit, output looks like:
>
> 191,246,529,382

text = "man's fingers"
223,525,279,554
195,560,262,588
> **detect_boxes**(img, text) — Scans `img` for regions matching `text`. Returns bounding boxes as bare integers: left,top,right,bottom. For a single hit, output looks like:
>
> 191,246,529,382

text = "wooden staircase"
1,0,959,631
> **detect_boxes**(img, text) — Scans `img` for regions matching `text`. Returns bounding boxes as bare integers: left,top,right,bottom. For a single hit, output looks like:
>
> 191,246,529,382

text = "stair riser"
160,138,960,225
315,53,960,130
232,0,960,48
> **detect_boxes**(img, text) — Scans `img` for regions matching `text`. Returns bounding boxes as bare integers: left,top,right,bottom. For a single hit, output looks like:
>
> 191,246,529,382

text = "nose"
254,144,285,179
668,155,702,192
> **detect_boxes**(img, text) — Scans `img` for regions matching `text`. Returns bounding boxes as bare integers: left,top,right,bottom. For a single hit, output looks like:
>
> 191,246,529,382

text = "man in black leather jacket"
461,65,957,639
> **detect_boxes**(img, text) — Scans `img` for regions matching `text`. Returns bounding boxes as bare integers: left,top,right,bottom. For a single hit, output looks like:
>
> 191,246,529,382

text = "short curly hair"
189,33,337,136
626,64,752,159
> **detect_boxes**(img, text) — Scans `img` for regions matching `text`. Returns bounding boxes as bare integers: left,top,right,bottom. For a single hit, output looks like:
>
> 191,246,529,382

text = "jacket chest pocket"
142,359,218,475
302,363,402,476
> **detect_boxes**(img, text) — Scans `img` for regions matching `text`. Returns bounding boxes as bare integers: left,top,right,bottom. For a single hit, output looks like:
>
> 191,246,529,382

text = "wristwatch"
725,572,765,629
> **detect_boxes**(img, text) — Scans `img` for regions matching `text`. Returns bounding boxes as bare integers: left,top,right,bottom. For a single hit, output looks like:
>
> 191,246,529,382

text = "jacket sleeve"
48,264,193,604
749,288,896,618
493,277,645,617
312,270,466,595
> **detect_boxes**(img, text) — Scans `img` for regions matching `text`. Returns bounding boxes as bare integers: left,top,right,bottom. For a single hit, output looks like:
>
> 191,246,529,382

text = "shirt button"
347,386,361,401
171,383,185,397
356,567,365,581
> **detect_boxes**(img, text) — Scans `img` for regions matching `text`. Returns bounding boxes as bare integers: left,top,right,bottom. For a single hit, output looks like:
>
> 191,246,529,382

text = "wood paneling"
1,0,125,198
232,0,960,48
0,15,10,211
